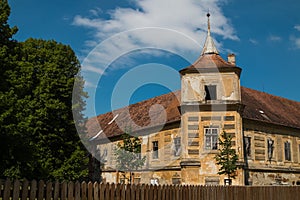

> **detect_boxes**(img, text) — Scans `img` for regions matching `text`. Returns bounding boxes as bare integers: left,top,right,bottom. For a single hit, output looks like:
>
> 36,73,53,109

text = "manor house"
86,14,300,186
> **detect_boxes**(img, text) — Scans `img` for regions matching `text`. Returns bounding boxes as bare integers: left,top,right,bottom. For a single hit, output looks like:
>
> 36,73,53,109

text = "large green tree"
0,0,89,180
0,0,24,178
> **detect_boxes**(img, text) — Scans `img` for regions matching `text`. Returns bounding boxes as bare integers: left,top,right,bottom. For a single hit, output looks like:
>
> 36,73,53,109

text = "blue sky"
8,0,300,118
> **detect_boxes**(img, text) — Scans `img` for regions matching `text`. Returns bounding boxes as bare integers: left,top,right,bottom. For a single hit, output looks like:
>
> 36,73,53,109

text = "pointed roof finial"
201,12,219,55
207,12,211,33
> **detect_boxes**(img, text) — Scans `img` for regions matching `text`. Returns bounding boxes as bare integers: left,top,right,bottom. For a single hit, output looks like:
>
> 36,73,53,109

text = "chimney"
228,53,236,65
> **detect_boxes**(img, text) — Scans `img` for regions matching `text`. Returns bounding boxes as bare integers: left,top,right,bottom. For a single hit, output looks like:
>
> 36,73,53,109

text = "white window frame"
204,127,219,150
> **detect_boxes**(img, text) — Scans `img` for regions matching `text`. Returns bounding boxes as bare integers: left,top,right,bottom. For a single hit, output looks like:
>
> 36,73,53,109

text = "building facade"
86,14,300,186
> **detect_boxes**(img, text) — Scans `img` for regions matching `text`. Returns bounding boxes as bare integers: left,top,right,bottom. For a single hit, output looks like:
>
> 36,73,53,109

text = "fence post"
29,179,37,200
61,181,67,200
120,184,126,200
22,179,29,200
99,183,105,200
81,181,87,200
131,184,136,200
75,181,81,200
53,181,59,200
3,179,11,200
37,180,44,200
12,179,20,200
68,181,74,200
87,181,93,200
110,183,115,200
93,181,99,200
105,183,110,200
140,184,145,200
115,184,121,200
46,181,52,200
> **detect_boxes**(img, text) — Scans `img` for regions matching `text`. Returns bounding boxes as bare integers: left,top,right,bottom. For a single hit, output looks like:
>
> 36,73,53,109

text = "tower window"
205,85,217,100
152,141,159,159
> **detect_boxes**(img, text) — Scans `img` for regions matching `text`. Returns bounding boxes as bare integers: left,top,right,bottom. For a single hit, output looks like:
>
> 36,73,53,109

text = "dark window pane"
205,85,217,100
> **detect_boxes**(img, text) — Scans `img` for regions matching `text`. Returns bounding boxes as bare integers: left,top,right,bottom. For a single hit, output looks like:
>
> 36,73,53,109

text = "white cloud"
73,0,238,71
294,25,300,31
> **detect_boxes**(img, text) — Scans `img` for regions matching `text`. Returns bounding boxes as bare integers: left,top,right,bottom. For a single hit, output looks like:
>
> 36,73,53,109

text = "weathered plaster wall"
243,120,300,185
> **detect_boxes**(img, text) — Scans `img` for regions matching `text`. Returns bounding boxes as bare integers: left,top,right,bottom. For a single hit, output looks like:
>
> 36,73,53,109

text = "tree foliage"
0,0,88,181
215,131,239,180
114,130,146,183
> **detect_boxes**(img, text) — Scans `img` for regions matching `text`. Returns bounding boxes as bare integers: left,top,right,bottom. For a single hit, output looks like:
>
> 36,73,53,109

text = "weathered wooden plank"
53,181,59,200
144,184,149,200
130,184,136,200
68,181,74,200
81,181,87,200
37,180,44,200
126,184,130,200
99,183,105,200
3,179,11,200
61,181,67,200
87,182,93,200
12,179,20,200
105,183,110,200
93,182,99,200
115,184,121,200
21,179,29,200
110,183,115,200
45,181,52,200
140,184,145,200
75,181,81,200
120,184,126,200
157,185,162,200
29,179,37,200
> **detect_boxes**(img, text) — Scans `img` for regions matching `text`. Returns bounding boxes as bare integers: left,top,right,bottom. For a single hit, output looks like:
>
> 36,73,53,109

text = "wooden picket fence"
1,179,300,200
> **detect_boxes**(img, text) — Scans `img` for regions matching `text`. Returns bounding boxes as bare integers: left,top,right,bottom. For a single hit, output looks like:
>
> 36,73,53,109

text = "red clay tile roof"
241,87,300,129
86,91,181,140
179,54,241,76
86,87,300,140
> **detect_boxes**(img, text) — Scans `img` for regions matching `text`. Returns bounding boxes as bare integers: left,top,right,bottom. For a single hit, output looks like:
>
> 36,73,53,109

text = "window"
102,148,108,162
205,128,218,150
152,141,158,159
205,85,217,100
244,137,251,157
284,141,291,161
173,137,181,157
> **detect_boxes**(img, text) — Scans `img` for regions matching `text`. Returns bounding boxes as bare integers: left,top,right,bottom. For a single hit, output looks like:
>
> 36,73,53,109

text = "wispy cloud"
249,38,259,45
268,35,282,42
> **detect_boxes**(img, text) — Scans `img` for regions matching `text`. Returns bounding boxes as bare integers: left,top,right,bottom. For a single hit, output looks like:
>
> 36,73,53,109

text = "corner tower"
179,13,244,185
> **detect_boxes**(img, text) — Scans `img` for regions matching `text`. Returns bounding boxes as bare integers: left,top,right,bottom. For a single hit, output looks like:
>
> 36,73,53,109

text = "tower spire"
201,13,219,55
